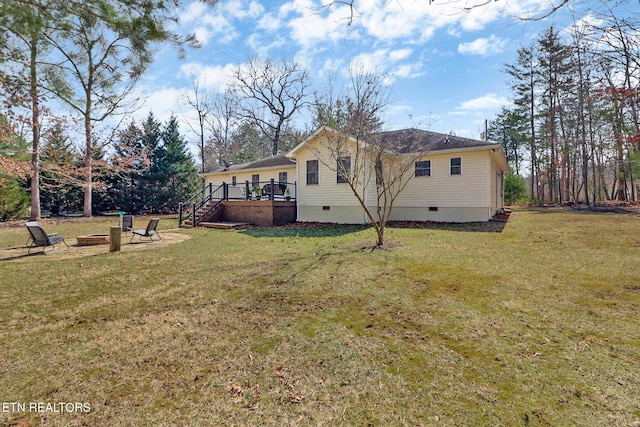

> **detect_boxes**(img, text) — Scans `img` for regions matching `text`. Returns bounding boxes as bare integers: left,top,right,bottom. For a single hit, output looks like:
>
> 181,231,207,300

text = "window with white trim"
450,157,462,175
306,160,318,185
415,160,431,177
337,156,351,183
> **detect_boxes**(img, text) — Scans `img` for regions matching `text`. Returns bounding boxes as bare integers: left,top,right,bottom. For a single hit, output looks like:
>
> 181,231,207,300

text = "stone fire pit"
77,234,110,246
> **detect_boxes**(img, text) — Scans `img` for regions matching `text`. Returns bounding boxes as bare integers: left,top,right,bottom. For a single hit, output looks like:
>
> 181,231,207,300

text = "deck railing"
178,183,224,227
231,180,297,201
179,180,297,227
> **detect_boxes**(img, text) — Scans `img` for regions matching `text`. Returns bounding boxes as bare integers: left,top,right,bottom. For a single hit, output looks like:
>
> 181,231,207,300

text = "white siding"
395,149,489,208
292,133,507,223
296,137,366,207
293,133,371,223
203,167,295,191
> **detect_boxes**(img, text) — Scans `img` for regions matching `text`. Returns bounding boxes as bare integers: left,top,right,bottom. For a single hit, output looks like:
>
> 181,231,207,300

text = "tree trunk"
376,223,384,246
83,114,92,216
29,36,40,221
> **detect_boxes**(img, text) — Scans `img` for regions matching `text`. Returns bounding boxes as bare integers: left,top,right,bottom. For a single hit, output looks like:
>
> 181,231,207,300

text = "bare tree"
206,90,240,168
320,0,633,24
309,71,430,246
230,57,310,156
181,77,212,173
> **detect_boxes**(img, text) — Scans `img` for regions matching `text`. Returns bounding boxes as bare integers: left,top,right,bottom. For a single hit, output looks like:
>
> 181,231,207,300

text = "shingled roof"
203,153,295,174
205,128,498,174
371,128,497,154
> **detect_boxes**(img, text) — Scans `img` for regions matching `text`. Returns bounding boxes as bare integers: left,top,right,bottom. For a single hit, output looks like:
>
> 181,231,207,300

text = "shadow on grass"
387,220,508,233
239,223,370,238
238,218,508,238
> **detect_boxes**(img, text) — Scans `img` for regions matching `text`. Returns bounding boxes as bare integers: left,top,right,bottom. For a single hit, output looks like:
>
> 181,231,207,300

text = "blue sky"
135,0,594,142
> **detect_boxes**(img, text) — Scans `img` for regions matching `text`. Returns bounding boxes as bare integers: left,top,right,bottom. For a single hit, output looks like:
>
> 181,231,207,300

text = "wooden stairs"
179,200,221,228
180,200,252,230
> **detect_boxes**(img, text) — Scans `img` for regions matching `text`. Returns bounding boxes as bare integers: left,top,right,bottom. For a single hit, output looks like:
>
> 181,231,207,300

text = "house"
192,126,508,227
285,126,509,223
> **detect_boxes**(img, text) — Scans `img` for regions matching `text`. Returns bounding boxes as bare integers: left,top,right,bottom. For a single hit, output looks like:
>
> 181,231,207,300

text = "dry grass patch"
1,209,639,426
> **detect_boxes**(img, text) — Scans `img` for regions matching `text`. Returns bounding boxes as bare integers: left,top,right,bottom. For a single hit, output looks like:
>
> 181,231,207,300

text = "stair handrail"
182,183,212,208
179,182,224,226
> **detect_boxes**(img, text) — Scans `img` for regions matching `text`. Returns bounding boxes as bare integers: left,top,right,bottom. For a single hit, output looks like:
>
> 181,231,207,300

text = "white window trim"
450,157,462,175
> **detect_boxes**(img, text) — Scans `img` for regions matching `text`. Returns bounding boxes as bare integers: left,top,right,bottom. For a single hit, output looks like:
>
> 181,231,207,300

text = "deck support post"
270,178,275,200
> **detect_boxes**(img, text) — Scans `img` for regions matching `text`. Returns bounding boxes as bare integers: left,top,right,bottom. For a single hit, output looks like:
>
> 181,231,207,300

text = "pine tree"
157,115,199,212
40,118,83,215
0,115,30,219
110,120,149,213
505,44,541,201
487,107,528,176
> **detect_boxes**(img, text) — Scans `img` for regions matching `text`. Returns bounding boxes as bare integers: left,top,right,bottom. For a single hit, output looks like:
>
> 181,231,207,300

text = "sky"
134,0,597,143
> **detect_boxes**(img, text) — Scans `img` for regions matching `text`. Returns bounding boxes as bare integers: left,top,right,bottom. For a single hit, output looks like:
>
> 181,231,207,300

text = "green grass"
1,209,639,426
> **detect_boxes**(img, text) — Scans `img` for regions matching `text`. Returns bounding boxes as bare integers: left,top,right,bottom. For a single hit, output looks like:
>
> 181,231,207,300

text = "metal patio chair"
130,218,161,243
121,215,134,235
25,221,69,254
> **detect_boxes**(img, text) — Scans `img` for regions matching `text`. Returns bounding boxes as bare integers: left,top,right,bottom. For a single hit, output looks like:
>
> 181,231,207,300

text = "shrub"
504,173,528,205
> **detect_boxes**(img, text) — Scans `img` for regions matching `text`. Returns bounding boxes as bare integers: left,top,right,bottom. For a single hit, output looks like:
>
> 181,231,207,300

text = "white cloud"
179,2,208,24
178,0,265,46
282,0,356,48
393,63,423,79
202,14,238,44
458,93,511,110
193,27,213,45
458,35,507,56
129,87,187,124
389,48,413,61
179,62,237,92
256,12,281,31
220,0,265,19
246,33,287,57
347,48,422,84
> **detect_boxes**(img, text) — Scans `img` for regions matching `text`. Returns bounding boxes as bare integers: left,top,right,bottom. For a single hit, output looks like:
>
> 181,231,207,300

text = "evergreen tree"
488,107,528,176
505,43,541,200
140,113,164,212
0,115,29,219
40,118,83,215
157,115,199,212
229,121,272,164
504,174,528,206
110,120,149,213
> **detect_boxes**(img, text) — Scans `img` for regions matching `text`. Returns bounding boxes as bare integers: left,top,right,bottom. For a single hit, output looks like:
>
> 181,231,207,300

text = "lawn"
0,209,639,426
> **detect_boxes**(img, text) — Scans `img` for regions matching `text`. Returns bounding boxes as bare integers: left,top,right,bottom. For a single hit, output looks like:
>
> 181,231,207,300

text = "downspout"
487,151,493,220
501,172,505,209
292,156,300,222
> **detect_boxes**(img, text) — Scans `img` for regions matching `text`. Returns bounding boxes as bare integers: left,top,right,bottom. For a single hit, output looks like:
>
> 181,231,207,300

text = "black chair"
25,221,69,254
122,215,134,235
262,183,287,199
130,218,161,243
